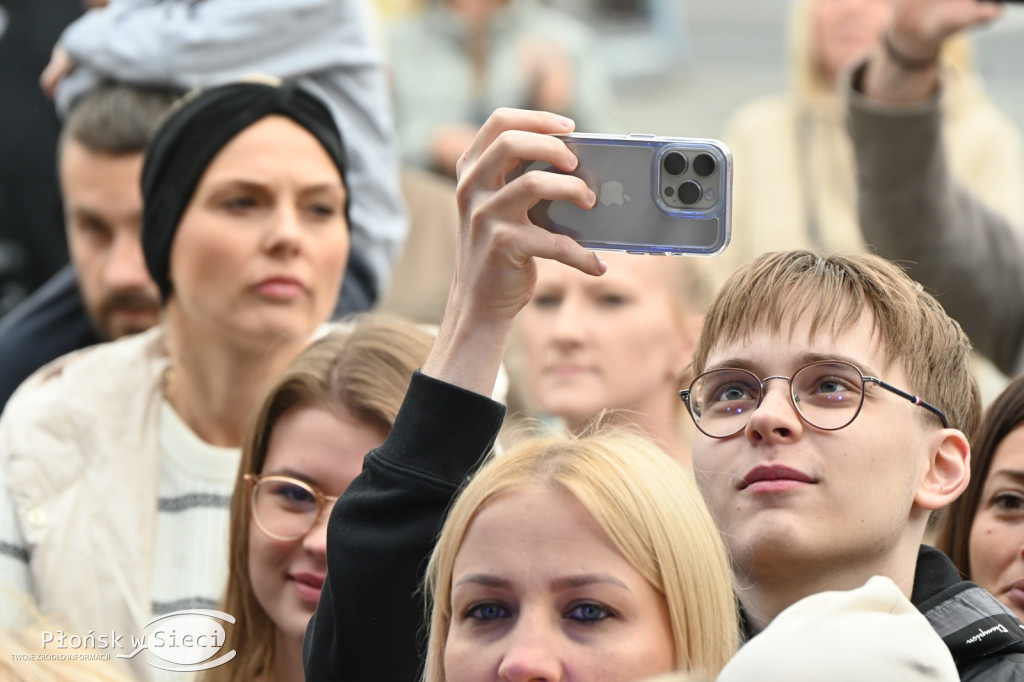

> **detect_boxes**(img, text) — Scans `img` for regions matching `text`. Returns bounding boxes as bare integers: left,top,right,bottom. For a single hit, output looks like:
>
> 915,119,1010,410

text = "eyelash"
221,195,258,212
464,602,509,622
564,601,614,623
460,601,615,625
992,492,1024,514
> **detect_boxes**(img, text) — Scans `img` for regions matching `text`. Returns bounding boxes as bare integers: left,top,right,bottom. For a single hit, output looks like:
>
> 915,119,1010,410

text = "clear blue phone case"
519,133,732,256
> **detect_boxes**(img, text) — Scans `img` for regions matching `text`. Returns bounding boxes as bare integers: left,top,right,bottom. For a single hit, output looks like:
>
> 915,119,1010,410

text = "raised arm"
848,0,1024,375
303,108,603,681
53,0,371,90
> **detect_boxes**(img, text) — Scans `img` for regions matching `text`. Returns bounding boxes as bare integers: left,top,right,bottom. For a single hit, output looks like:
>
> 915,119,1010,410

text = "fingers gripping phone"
514,133,733,256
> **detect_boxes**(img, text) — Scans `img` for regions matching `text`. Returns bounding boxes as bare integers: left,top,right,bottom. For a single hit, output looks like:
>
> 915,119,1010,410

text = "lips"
290,571,325,604
545,364,591,377
253,275,307,300
739,464,817,492
1007,581,1024,609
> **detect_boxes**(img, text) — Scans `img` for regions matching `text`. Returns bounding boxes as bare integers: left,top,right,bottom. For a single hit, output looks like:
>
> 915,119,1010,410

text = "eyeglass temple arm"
866,377,949,428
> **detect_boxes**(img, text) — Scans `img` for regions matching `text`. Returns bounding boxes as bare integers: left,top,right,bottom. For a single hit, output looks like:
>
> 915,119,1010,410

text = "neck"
266,631,304,682
736,533,922,633
163,308,309,447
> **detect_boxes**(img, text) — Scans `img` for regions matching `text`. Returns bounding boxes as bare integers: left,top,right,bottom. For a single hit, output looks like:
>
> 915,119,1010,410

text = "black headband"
141,80,348,301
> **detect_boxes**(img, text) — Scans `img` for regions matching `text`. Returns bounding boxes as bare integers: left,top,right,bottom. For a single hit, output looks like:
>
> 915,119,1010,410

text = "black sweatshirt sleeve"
303,371,506,681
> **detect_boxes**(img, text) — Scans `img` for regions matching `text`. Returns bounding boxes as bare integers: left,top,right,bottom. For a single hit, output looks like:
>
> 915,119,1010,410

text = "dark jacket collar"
913,545,1024,666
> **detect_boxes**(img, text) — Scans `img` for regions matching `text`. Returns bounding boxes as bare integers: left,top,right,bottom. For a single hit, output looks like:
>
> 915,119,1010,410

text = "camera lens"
678,180,701,205
693,153,716,177
663,151,687,175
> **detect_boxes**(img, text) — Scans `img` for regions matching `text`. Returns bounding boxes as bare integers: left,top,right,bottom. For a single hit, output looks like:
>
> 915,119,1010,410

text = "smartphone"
514,133,732,256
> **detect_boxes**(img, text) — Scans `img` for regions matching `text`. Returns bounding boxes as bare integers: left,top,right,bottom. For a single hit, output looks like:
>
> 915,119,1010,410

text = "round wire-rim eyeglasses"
678,359,949,439
244,473,339,541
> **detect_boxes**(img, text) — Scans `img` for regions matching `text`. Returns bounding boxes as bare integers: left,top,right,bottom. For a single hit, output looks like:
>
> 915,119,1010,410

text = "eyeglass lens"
252,477,325,541
689,362,866,437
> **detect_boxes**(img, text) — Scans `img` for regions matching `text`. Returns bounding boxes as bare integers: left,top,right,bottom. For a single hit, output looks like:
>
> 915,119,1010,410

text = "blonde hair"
204,313,433,682
692,250,980,437
790,0,974,96
422,426,740,681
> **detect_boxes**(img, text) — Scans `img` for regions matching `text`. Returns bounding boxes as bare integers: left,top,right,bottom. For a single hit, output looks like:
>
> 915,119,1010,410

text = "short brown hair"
59,83,182,157
692,250,980,436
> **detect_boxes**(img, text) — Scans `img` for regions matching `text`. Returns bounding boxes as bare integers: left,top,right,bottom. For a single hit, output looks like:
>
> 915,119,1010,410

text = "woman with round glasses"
202,314,433,682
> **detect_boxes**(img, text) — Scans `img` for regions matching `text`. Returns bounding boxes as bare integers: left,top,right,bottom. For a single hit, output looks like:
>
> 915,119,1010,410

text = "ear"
915,428,971,511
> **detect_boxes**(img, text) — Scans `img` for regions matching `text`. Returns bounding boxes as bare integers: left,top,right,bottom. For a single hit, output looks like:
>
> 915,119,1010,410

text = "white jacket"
0,327,168,670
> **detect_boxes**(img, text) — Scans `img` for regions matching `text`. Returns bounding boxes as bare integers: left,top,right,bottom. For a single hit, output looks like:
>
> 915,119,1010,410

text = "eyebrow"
260,467,318,487
452,573,630,591
987,469,1024,485
209,178,344,194
705,351,878,377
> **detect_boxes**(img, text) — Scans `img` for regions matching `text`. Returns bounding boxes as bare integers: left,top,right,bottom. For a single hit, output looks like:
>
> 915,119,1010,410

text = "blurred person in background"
0,0,89,316
717,0,1024,405
847,0,1024,384
511,251,709,466
384,0,619,177
40,0,405,314
0,84,179,413
721,0,1024,272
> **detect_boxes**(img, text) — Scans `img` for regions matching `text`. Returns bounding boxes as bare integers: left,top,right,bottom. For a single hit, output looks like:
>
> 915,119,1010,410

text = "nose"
744,377,803,443
301,502,334,559
549,295,586,346
104,232,157,291
497,614,564,682
262,204,303,258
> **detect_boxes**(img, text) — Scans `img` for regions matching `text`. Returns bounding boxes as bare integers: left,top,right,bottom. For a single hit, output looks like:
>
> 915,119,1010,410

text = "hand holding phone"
512,133,733,256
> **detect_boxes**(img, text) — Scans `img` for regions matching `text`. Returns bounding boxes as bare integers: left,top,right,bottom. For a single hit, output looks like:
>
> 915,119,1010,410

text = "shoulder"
721,577,959,681
0,269,100,411
1,326,167,435
942,73,1023,140
960,654,1024,681
723,95,795,140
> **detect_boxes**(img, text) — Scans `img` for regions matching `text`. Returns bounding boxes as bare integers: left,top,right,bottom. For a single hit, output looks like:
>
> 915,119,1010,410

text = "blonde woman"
423,428,739,681
719,0,1024,281
513,251,710,466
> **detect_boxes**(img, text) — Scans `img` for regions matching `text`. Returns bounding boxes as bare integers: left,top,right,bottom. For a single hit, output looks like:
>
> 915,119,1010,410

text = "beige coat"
717,0,1024,287
0,326,169,677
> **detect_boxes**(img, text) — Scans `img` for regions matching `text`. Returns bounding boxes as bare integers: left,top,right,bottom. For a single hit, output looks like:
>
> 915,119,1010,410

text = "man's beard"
93,288,161,339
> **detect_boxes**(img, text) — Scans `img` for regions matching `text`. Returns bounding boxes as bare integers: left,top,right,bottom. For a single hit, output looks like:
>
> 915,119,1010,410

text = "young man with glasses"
305,108,1024,680
681,250,1024,678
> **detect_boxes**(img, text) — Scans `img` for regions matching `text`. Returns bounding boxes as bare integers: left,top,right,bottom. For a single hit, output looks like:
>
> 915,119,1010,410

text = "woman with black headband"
0,79,352,678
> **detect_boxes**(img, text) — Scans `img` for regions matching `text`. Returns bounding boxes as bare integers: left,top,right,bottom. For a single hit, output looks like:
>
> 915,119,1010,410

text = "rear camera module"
663,151,687,175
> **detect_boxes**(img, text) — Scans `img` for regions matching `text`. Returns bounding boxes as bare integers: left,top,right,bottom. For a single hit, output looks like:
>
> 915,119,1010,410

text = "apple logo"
599,181,630,207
